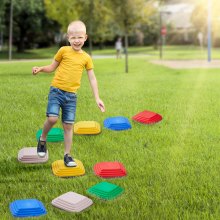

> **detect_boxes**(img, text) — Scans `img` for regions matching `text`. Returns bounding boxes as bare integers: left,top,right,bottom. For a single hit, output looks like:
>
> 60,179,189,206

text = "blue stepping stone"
9,199,47,217
104,116,131,131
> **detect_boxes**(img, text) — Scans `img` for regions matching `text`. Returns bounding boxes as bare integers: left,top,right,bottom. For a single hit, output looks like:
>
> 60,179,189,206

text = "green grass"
0,58,220,219
155,45,220,60
1,45,220,60
0,47,59,60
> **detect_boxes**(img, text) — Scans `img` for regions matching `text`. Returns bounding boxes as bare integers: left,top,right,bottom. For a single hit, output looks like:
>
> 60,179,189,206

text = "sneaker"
37,138,47,157
64,154,77,167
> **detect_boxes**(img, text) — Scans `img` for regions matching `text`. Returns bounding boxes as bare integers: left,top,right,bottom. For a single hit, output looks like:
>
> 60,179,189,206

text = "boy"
32,20,105,167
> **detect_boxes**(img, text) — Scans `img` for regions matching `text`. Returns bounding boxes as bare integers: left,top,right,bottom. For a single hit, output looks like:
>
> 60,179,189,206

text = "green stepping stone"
36,128,64,142
87,182,124,200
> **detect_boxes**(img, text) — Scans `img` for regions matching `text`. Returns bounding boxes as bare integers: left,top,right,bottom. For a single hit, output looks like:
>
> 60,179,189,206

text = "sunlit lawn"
0,57,220,219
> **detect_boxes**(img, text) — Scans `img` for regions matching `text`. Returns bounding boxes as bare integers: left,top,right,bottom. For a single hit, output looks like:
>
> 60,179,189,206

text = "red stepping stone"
94,162,127,178
132,110,162,124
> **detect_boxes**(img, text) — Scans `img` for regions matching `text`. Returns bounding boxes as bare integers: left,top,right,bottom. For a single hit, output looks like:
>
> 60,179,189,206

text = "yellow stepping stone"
74,121,101,135
52,159,85,177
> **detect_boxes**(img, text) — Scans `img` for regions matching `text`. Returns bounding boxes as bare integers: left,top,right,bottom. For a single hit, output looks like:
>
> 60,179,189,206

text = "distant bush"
166,30,195,45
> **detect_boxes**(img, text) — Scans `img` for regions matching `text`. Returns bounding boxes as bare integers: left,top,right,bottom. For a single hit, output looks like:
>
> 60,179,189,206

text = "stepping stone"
36,128,64,142
18,147,48,164
94,161,127,178
132,110,162,124
52,192,93,212
87,182,124,200
9,199,47,217
74,121,101,134
104,116,131,131
52,159,85,177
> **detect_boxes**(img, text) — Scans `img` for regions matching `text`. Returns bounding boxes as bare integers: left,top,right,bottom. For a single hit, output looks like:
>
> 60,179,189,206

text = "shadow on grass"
0,157,51,182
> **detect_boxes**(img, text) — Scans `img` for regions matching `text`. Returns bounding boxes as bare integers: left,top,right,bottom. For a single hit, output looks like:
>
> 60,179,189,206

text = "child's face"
68,32,87,51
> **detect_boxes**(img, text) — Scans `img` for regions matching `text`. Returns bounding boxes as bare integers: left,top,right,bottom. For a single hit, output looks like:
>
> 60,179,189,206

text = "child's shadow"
0,157,51,184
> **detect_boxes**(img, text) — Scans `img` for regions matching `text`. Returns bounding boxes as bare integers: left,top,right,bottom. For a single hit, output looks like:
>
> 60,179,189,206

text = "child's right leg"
37,116,58,157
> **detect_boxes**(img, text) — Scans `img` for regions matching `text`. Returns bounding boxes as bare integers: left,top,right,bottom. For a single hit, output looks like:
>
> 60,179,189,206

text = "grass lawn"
1,45,220,60
0,57,220,219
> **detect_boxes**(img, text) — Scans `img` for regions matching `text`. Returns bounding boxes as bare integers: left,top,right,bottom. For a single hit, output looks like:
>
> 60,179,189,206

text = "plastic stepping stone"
74,121,101,135
132,110,162,124
104,117,131,131
9,199,47,217
52,159,85,177
18,147,48,164
87,182,124,200
51,192,93,212
36,128,64,142
94,161,127,178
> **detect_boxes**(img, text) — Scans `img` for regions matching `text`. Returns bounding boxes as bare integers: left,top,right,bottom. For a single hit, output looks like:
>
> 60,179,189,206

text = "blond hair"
67,20,86,34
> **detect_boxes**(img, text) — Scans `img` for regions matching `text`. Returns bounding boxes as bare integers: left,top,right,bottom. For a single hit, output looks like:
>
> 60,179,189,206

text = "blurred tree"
0,0,8,50
44,0,114,55
191,0,220,46
5,0,43,52
191,2,206,34
139,13,160,48
4,0,60,52
77,0,115,54
110,0,156,73
44,0,79,32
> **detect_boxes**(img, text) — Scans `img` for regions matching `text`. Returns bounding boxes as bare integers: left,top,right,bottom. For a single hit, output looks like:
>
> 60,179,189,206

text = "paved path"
151,59,220,69
0,54,153,63
2,57,220,69
0,55,115,63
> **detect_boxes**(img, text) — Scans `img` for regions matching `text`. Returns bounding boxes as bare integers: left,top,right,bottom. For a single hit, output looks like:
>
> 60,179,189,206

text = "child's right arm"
32,60,59,75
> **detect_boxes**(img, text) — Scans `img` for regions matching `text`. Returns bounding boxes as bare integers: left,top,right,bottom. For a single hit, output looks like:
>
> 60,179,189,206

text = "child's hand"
96,99,105,112
32,66,42,75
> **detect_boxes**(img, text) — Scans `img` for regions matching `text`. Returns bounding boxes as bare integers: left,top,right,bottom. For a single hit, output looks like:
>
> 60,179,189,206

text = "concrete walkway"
0,54,154,63
0,55,115,63
151,59,220,69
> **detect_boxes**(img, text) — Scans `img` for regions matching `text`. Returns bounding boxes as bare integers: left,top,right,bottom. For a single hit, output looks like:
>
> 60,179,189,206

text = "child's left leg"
62,122,77,167
63,122,73,155
63,123,77,167
60,90,77,167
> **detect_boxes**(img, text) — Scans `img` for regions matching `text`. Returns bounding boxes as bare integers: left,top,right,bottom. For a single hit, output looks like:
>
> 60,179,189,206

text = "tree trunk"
17,37,25,53
99,41,104,50
9,0,13,60
17,26,26,53
88,0,94,56
0,26,3,51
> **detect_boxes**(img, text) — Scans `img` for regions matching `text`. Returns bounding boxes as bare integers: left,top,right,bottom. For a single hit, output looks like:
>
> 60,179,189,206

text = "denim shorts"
46,86,77,124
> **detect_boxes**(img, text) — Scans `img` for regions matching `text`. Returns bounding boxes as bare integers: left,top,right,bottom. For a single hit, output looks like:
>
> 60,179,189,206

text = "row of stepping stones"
18,110,162,164
10,184,124,217
35,110,163,140
10,161,127,217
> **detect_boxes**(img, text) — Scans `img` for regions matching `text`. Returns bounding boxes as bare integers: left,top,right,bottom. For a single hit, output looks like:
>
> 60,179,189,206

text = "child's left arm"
87,69,105,112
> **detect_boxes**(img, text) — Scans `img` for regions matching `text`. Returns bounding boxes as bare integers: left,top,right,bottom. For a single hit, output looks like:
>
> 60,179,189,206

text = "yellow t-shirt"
51,46,94,93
